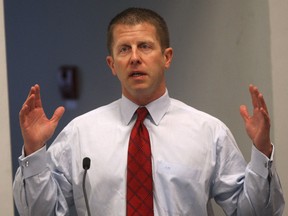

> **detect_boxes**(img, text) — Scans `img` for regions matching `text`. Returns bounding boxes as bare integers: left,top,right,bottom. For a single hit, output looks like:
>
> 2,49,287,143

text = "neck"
124,89,166,106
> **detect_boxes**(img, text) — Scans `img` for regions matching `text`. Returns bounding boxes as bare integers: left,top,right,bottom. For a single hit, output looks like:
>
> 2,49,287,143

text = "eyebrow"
117,40,154,47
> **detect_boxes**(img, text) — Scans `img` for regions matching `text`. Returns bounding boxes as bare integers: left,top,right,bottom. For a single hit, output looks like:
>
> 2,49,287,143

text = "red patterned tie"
127,107,154,216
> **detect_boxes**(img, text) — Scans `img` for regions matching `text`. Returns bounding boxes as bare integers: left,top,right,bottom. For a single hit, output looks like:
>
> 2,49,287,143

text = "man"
13,7,284,215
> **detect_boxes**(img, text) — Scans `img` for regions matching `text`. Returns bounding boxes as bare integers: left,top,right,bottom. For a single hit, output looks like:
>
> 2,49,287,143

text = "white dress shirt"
13,91,284,215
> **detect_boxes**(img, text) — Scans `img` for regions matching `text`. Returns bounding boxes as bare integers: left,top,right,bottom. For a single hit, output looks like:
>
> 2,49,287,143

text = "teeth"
132,73,142,76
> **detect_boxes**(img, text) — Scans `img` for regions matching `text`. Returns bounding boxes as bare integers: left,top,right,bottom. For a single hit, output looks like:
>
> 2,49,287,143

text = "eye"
139,43,152,51
119,45,130,54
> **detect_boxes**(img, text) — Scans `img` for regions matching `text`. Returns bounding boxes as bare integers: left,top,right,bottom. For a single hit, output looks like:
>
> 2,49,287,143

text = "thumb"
51,106,65,124
239,105,249,122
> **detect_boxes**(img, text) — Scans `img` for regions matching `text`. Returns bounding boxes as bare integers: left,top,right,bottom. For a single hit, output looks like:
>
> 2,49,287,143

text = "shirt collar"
120,90,171,126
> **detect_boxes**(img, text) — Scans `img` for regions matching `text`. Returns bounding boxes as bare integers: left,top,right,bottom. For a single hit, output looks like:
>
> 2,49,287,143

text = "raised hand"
240,85,272,157
19,84,65,156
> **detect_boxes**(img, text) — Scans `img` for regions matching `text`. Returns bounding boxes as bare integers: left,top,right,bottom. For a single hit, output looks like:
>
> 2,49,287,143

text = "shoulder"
66,99,121,128
170,98,220,122
169,98,236,145
168,98,231,133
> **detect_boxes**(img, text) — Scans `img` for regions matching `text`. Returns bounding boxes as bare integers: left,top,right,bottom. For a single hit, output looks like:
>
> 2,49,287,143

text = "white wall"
269,0,288,215
0,0,14,215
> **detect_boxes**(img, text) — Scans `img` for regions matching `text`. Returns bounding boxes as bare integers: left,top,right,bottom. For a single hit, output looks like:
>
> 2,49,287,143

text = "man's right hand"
19,84,65,156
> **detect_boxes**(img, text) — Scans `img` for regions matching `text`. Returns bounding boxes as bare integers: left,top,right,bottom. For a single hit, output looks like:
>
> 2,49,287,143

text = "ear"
163,47,173,69
106,56,117,76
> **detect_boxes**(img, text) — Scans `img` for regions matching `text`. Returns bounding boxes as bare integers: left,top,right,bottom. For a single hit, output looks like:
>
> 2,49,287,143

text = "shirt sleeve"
212,125,285,216
13,145,70,216
211,121,285,216
238,145,285,216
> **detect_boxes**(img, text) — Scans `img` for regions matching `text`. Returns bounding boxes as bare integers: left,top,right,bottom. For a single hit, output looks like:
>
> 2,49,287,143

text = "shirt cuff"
18,145,48,179
249,144,275,179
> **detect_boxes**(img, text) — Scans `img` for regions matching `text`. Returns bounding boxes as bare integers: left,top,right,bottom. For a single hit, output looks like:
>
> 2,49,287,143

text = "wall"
269,0,288,215
164,1,272,214
4,0,285,215
165,0,272,161
0,0,14,214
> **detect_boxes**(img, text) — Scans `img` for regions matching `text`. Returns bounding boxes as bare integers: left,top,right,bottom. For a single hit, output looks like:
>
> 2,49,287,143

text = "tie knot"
136,107,148,123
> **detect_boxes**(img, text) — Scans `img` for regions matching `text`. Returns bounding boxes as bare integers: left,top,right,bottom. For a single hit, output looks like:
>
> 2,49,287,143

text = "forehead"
112,23,159,44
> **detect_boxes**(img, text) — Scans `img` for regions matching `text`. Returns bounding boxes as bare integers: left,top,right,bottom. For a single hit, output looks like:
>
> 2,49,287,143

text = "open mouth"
130,72,146,77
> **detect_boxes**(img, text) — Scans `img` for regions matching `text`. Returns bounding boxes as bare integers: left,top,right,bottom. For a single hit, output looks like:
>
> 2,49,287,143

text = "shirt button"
25,161,29,167
268,161,272,168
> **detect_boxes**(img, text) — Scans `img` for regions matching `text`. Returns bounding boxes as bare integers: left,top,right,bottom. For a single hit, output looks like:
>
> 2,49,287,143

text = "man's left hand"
240,84,273,158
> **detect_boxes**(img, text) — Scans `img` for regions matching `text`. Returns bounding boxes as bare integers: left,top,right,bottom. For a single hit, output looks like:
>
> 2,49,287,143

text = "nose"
130,48,141,66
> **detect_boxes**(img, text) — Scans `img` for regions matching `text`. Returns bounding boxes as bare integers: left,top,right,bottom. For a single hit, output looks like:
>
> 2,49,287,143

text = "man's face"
106,22,173,105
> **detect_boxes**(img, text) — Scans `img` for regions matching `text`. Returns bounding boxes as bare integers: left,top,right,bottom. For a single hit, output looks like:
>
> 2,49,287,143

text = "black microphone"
82,157,91,216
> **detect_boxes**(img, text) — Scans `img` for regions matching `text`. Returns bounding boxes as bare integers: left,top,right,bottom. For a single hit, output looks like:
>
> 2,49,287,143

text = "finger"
34,84,43,108
22,94,36,112
23,85,38,109
22,87,34,108
19,104,29,125
249,84,260,109
24,86,34,101
51,106,65,125
258,93,269,114
239,105,250,122
260,107,270,125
